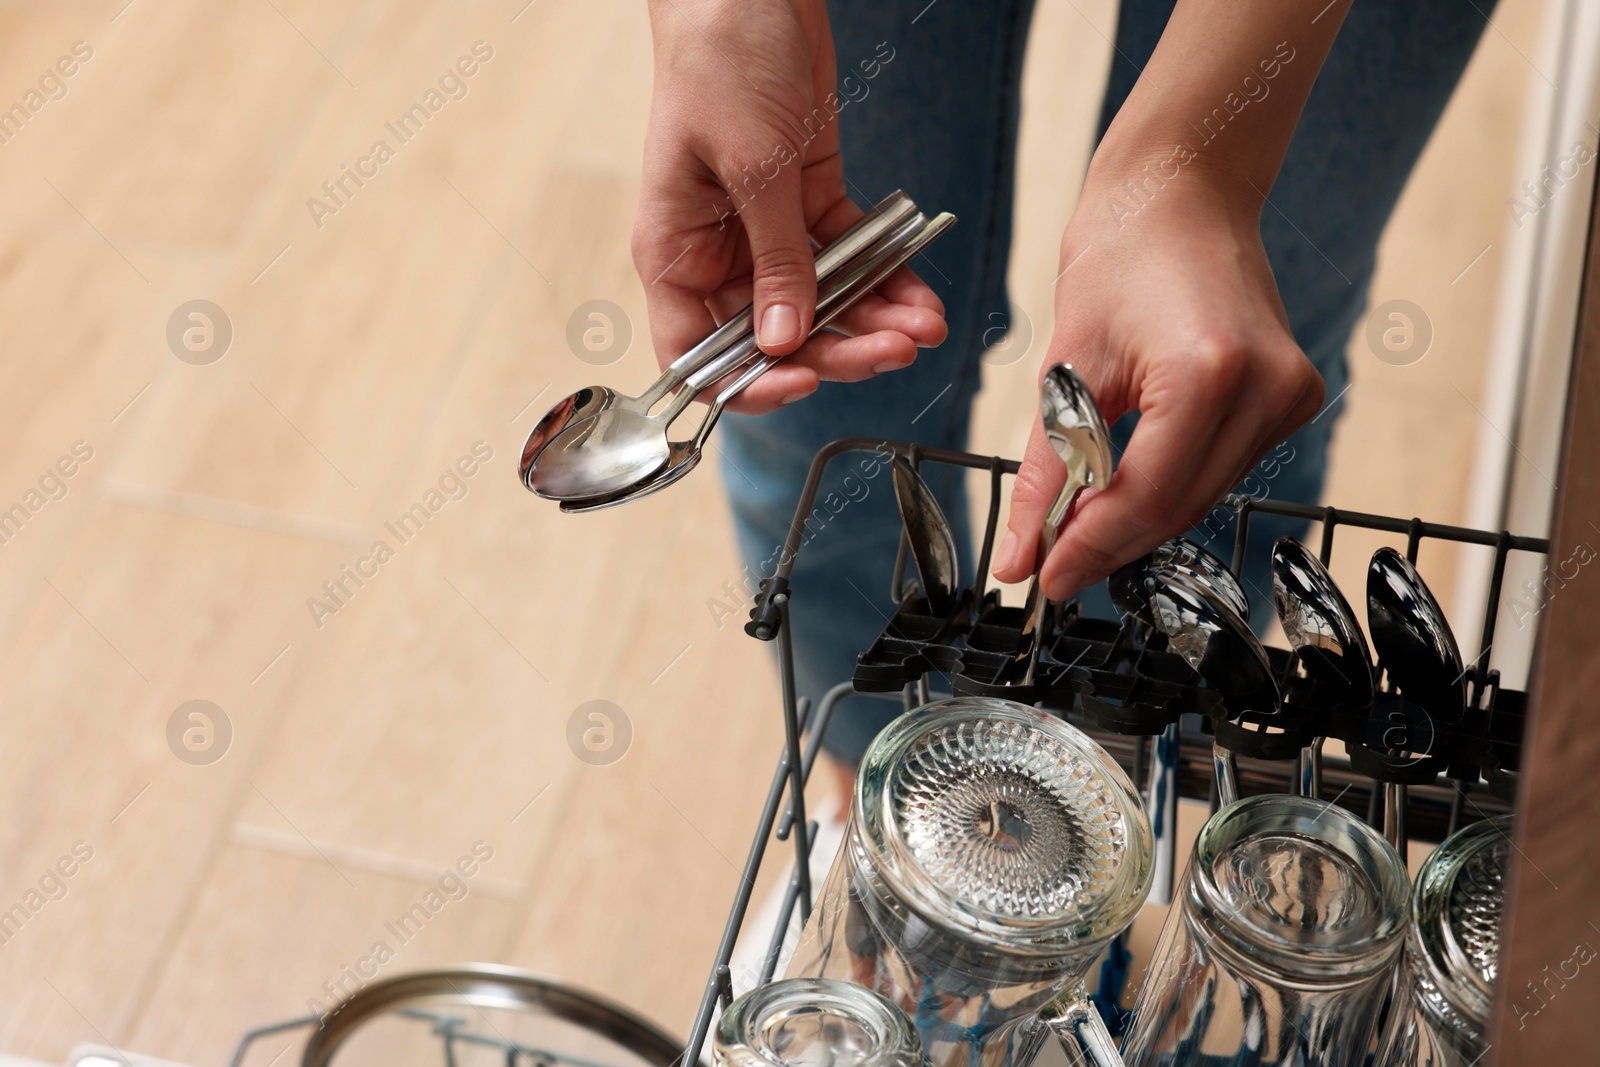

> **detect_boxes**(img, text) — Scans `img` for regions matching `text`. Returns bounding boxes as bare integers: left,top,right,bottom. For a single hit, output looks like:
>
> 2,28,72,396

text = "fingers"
990,416,1068,583
1034,403,1229,601
723,329,920,414
994,352,1228,589
1033,357,1321,601
738,162,818,357
633,251,723,373
704,275,945,349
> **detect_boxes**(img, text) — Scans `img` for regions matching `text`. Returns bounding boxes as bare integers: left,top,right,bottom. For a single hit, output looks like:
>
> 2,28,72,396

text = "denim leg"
719,0,1037,762
1075,0,1496,631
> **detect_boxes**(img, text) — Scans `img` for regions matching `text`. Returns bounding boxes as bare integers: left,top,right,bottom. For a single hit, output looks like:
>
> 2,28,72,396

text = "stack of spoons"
519,191,956,511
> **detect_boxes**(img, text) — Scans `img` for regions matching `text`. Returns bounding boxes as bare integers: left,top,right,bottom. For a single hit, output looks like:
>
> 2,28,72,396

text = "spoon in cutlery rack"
1111,538,1250,623
891,455,960,617
1146,565,1281,807
1270,538,1374,801
554,212,957,512
1017,364,1113,687
519,190,918,483
525,208,944,501
1366,546,1465,850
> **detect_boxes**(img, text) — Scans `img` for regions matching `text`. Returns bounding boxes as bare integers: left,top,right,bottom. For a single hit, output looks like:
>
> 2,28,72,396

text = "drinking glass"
1119,794,1411,1067
715,978,926,1067
1373,814,1510,1066
785,697,1153,1067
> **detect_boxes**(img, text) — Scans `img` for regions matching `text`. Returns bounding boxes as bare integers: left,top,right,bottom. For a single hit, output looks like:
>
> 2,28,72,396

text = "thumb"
733,154,817,356
992,416,1068,583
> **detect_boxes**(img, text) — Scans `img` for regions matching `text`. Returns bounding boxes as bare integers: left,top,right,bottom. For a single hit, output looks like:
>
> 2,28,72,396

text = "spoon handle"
697,207,947,428
668,211,949,415
642,190,918,406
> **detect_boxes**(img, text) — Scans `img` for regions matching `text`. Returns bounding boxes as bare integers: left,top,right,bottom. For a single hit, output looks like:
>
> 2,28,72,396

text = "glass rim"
1408,813,1512,1026
713,978,922,1067
1188,793,1411,979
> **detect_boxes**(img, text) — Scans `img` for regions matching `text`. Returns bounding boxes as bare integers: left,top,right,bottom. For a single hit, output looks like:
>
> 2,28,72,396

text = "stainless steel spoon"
1271,538,1374,799
1147,566,1280,806
1018,364,1113,686
553,213,957,511
1109,538,1246,624
892,456,959,616
555,351,781,513
519,191,918,488
1367,547,1465,710
1367,546,1465,849
527,210,941,500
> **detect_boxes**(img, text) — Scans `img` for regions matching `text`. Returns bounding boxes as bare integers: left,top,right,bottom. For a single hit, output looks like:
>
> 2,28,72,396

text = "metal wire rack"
684,437,1549,1066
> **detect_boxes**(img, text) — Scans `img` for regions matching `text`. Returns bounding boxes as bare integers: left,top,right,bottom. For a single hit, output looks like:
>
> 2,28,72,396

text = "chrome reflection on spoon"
1271,538,1374,800
1109,538,1247,624
1367,547,1465,850
1146,566,1281,807
892,456,959,616
557,352,781,513
1018,364,1113,686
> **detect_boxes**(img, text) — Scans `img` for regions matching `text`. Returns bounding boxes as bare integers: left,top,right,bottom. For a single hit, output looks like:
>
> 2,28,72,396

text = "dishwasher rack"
684,437,1547,1066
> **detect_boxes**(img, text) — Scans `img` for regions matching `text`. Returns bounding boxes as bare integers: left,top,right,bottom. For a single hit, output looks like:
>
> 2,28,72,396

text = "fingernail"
992,531,1018,574
871,359,904,374
759,303,800,348
1045,571,1088,602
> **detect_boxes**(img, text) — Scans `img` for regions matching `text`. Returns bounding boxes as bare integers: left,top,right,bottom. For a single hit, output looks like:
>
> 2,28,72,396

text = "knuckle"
1185,333,1250,396
1009,464,1058,511
749,244,813,292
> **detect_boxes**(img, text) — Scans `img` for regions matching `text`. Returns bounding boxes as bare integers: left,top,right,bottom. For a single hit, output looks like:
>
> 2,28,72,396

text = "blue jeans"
720,0,1493,764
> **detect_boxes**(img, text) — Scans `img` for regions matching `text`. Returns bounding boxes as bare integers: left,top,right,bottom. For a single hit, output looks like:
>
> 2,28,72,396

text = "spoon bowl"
519,386,611,489
891,456,959,615
1146,566,1280,807
1040,365,1114,521
1366,547,1465,715
558,440,703,513
556,352,786,513
1018,364,1113,684
1272,538,1374,704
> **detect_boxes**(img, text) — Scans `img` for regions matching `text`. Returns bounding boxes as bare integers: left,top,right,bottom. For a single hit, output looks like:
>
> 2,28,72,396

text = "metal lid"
855,698,1151,958
1409,815,1511,1029
714,979,923,1067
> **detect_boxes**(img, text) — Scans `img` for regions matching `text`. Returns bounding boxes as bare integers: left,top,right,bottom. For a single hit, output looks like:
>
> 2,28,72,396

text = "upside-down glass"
1119,794,1411,1067
716,979,926,1067
784,697,1153,1067
1374,814,1512,1066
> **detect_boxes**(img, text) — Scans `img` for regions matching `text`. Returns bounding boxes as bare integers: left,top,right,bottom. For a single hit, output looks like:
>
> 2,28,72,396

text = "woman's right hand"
635,0,947,414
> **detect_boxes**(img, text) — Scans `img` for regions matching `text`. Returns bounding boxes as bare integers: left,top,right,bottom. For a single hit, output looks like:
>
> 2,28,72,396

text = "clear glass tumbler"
1119,794,1411,1067
1373,814,1510,1066
784,697,1153,1067
715,978,926,1067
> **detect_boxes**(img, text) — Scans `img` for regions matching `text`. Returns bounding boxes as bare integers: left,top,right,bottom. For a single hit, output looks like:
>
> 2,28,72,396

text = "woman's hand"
635,0,946,414
992,0,1351,601
991,167,1324,601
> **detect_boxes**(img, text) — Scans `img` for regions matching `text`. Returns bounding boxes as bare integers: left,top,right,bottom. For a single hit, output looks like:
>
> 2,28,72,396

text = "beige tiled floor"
0,0,1549,1063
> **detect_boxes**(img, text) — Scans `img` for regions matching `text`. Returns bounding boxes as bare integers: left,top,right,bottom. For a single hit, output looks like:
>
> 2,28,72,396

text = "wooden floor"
0,0,1548,1062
